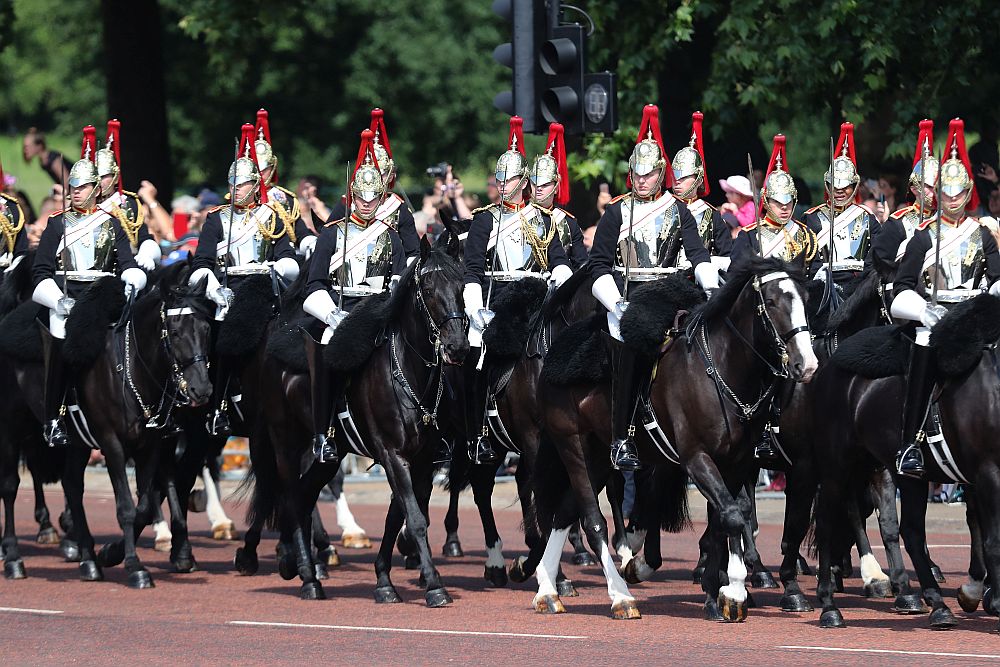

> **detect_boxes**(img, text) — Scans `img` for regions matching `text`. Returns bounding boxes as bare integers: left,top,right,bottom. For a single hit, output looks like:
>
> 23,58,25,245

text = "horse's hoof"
212,522,238,541
172,557,197,574
864,579,893,599
556,579,579,597
3,559,27,580
571,551,596,566
300,581,326,601
277,554,297,581
341,532,371,550
780,593,812,612
374,585,402,604
233,547,259,576
403,555,420,571
127,569,154,589
316,547,340,568
819,608,846,628
931,565,946,584
61,539,80,562
154,536,172,553
314,562,329,581
79,560,103,582
718,594,748,622
534,594,565,614
425,587,453,608
929,606,958,629
692,566,704,584
796,556,812,576
749,571,779,589
704,598,723,621
97,542,125,568
894,594,929,614
508,556,530,583
484,565,507,587
985,588,998,617
37,527,60,545
442,540,464,558
611,599,641,620
958,585,983,613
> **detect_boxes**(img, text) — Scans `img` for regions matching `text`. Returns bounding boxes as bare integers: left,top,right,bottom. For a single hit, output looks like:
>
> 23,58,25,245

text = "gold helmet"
68,125,100,189
95,119,122,196
229,123,262,207
671,111,708,199
254,109,278,184
530,122,569,207
939,118,978,217
762,135,797,221
350,129,387,222
369,108,396,187
824,122,860,209
908,119,939,190
495,116,528,205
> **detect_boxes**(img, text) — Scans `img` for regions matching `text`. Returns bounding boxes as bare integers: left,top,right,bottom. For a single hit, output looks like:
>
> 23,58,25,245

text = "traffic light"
538,25,585,134
492,0,544,133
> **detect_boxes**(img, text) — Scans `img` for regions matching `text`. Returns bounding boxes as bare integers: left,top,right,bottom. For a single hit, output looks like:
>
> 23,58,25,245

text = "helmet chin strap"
74,186,99,212
674,174,702,200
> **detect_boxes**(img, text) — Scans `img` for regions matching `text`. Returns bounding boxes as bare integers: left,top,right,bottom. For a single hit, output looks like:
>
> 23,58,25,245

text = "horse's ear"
446,228,462,260
420,234,431,262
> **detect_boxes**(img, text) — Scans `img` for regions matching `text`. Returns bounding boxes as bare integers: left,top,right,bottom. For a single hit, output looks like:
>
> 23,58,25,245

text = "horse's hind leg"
850,488,891,598
331,462,370,549
738,482,778,590
442,450,465,558
896,476,954,628
375,495,406,603
311,506,339,574
777,465,815,612
0,453,26,579
203,461,236,541
957,485,986,613
32,474,59,545
62,445,102,581
869,469,923,612
469,461,506,587
971,471,1000,629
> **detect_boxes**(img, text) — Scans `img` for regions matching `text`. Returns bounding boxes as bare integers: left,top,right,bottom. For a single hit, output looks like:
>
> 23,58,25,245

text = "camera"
426,162,449,179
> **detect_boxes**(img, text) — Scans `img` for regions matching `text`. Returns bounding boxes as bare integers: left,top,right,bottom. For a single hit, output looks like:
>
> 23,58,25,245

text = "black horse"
239,236,469,604
43,263,213,587
529,257,817,619
810,293,1000,629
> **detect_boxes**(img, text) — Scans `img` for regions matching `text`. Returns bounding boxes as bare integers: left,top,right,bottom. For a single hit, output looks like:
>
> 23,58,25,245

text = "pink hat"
719,175,752,197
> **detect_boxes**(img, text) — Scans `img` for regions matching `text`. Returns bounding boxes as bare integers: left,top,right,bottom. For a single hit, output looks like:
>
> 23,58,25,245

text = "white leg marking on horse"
718,550,748,603
617,543,634,567
152,520,172,542
534,527,569,602
599,543,634,606
859,553,889,585
336,494,365,535
485,539,505,569
778,278,818,380
202,467,231,529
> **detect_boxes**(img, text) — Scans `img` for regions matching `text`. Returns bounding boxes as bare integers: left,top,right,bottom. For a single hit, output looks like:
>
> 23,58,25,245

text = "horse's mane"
140,260,214,321
386,245,463,320
696,256,804,322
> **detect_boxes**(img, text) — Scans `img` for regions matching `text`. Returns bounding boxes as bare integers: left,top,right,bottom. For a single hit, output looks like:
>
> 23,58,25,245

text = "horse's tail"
653,464,691,533
443,447,471,493
237,431,282,532
525,426,574,538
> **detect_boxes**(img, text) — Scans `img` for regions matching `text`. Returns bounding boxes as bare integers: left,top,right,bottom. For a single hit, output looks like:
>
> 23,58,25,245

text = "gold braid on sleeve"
0,197,25,255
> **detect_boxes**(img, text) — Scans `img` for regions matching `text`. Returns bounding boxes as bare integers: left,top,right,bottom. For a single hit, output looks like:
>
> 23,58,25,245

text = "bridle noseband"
414,260,467,357
753,271,809,376
161,304,210,399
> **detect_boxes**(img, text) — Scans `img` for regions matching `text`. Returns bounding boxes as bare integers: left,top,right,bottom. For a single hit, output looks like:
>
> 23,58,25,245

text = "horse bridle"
414,260,467,360
752,271,809,377
160,304,211,399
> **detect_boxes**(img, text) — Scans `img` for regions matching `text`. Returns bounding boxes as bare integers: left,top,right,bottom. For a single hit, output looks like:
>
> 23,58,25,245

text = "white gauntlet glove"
298,235,317,259
135,239,161,272
990,281,1000,297
549,264,573,288
891,289,947,328
592,273,626,341
274,256,300,282
121,267,148,296
694,261,721,297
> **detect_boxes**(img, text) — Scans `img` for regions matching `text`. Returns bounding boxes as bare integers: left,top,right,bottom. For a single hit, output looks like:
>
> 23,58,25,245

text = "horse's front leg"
0,451,26,579
99,437,154,589
32,472,59,545
737,482,778,590
469,460,506,587
777,463,816,612
957,485,986,613
62,445,102,581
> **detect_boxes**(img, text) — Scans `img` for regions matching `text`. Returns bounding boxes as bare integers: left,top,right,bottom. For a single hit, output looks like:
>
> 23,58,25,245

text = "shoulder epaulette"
805,203,826,215
50,209,66,218
471,204,497,215
273,185,297,198
609,193,627,205
324,218,346,228
857,202,874,215
208,205,226,214
889,205,914,220
558,207,575,219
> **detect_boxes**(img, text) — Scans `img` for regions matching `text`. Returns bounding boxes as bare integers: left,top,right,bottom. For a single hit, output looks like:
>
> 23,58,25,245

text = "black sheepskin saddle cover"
620,275,704,357
540,314,609,387
323,292,393,373
483,277,548,362
0,299,45,362
264,315,316,375
64,276,127,369
831,325,909,378
216,275,276,358
931,293,1000,376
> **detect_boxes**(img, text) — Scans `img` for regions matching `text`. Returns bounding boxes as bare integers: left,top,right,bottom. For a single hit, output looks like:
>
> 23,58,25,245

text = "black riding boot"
466,348,499,466
205,357,231,437
607,333,641,472
897,343,935,478
42,336,69,447
309,362,339,467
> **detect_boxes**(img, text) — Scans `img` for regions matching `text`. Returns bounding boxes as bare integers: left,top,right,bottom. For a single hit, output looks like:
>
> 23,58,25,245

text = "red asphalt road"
0,486,997,666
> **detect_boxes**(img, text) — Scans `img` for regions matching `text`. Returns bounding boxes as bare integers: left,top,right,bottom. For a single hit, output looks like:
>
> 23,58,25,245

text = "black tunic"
462,205,569,288
730,218,816,272
588,194,711,281
885,220,1000,297
32,210,138,297
191,206,296,276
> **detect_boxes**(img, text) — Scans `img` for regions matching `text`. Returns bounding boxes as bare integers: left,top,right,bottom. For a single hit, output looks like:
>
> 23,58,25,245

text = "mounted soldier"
189,123,299,436
530,122,587,269
804,122,878,282
253,109,312,257
31,125,147,446
588,104,721,471
878,118,1000,476
670,111,732,267
94,119,162,272
462,116,573,465
302,128,408,464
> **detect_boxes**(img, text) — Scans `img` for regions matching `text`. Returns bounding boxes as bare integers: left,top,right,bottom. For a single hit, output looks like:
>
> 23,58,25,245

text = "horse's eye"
765,298,777,308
